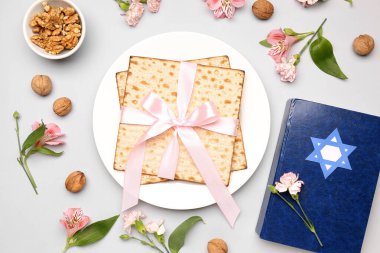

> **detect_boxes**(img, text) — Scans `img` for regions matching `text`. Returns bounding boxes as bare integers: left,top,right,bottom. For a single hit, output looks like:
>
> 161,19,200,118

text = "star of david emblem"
306,129,357,179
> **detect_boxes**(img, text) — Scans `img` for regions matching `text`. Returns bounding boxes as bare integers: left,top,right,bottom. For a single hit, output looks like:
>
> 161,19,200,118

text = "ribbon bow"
121,62,240,226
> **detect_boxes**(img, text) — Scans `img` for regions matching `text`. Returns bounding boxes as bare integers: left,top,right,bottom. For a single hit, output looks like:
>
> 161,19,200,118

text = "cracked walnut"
29,2,82,55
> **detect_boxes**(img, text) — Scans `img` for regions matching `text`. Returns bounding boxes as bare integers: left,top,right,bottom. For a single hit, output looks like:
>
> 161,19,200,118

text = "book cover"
256,99,380,253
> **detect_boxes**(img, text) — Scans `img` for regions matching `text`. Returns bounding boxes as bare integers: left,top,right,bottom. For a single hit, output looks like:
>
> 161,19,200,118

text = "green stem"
14,115,38,194
130,236,164,253
23,156,38,194
296,199,312,226
275,193,311,230
298,18,327,56
296,199,323,247
296,31,315,41
61,244,70,253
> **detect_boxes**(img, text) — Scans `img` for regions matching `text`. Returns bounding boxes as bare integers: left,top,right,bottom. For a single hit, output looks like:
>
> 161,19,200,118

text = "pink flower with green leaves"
32,122,65,146
267,29,299,63
60,208,90,237
123,210,145,234
206,0,246,19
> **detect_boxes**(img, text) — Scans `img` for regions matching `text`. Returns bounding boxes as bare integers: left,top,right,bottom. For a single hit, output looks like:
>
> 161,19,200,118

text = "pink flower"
267,29,299,63
206,0,246,19
125,0,145,27
60,208,90,237
123,210,145,234
275,172,304,195
147,0,161,13
275,57,297,83
146,220,165,235
32,122,65,146
297,0,319,7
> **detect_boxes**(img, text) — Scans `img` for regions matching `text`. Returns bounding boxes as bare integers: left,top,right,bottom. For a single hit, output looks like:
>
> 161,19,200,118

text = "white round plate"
93,32,270,210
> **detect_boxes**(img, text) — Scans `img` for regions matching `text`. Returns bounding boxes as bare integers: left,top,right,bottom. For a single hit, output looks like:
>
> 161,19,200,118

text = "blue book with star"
256,99,380,253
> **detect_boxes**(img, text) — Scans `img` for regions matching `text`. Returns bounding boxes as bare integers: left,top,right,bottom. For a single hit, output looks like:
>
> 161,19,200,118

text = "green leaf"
71,215,119,247
117,1,130,11
310,35,348,80
168,216,204,253
35,147,63,157
21,123,45,154
259,39,272,48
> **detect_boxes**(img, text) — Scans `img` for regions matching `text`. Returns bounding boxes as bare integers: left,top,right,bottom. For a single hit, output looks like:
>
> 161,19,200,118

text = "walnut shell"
252,0,274,20
53,97,72,116
31,75,52,96
207,238,228,253
65,171,86,193
353,34,375,56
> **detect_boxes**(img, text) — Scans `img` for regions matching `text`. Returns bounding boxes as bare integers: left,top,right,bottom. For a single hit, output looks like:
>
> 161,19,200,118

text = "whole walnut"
252,0,274,20
53,97,72,116
65,171,86,193
31,75,52,96
207,238,228,253
353,34,375,56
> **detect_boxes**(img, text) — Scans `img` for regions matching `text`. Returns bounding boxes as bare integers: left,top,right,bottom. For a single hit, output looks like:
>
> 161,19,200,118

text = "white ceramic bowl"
23,0,86,60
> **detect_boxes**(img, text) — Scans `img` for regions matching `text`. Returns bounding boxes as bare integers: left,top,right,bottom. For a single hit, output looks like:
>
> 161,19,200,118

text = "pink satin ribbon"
120,62,240,227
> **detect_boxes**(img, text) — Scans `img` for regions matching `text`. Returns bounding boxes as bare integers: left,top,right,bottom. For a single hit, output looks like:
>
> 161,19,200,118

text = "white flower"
146,220,166,235
123,210,145,234
275,57,297,83
297,0,319,7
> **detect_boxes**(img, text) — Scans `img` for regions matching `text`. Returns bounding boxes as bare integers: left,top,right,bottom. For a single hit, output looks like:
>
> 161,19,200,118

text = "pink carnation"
275,172,304,195
147,0,161,13
125,1,145,27
275,57,297,83
32,122,65,146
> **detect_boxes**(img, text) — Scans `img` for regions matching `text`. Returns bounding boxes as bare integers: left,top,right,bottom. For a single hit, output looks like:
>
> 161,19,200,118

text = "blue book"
256,99,380,253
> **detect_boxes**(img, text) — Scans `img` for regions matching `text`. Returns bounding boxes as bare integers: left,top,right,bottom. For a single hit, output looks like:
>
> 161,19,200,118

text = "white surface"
93,32,270,210
23,0,86,60
1,1,380,253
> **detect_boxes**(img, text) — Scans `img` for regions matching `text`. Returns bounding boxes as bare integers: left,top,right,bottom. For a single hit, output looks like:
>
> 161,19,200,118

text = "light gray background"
1,0,379,252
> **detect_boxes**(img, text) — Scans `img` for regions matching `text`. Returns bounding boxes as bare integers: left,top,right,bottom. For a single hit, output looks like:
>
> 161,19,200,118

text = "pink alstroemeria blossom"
275,172,304,195
297,0,319,7
146,220,166,235
147,0,161,13
123,210,145,234
275,57,297,83
32,122,65,146
125,0,145,27
267,28,299,63
60,208,90,237
206,0,246,19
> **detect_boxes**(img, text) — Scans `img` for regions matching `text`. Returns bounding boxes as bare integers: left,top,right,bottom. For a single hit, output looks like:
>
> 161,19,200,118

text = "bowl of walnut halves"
23,0,86,60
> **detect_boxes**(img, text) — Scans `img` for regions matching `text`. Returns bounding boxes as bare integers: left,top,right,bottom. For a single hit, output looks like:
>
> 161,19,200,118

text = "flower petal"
45,140,65,146
232,0,246,8
207,0,222,10
267,29,286,45
275,182,288,192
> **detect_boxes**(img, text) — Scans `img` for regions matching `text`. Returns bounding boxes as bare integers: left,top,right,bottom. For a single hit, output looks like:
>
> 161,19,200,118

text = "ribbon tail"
158,129,179,180
178,127,240,227
122,142,146,212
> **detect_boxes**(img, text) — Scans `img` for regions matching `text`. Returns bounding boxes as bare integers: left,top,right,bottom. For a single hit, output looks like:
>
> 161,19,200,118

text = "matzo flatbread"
115,56,245,185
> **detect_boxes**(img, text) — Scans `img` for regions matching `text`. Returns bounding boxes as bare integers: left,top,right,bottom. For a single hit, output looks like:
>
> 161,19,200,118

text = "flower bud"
135,220,147,235
283,28,298,36
268,185,278,194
